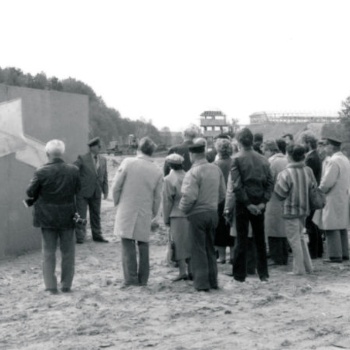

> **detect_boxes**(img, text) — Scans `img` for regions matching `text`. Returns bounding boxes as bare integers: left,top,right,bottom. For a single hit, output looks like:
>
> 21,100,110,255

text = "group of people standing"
25,122,350,294
160,124,350,290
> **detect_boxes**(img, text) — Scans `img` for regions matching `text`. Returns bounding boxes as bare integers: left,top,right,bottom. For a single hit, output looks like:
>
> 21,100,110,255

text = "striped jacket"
274,162,316,218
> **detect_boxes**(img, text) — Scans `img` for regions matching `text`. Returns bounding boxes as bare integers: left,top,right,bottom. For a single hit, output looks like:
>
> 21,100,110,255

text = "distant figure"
317,139,328,162
179,142,226,292
300,131,323,259
163,125,199,176
74,137,109,243
275,145,315,275
231,140,239,155
26,140,81,294
206,133,231,163
282,133,294,146
253,133,263,154
214,138,235,264
112,137,163,287
225,128,273,283
262,140,289,265
162,154,192,281
276,138,287,155
313,132,350,263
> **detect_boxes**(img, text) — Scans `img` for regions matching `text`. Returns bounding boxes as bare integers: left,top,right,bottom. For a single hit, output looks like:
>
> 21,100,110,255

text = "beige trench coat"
313,152,350,230
112,154,163,242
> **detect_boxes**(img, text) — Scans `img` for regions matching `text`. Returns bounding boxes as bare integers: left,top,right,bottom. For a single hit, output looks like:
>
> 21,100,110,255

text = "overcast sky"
1,0,350,131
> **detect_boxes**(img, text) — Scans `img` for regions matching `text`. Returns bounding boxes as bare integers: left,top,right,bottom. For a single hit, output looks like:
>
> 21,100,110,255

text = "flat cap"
165,153,184,164
88,137,101,147
189,143,205,153
321,124,343,144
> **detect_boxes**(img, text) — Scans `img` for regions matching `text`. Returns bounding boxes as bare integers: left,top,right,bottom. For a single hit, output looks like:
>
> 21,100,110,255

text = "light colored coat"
162,170,187,225
112,154,163,242
265,153,288,237
179,158,226,216
313,152,350,230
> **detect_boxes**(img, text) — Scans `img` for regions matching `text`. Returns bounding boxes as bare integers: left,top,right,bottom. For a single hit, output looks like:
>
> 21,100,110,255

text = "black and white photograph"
1,1,350,349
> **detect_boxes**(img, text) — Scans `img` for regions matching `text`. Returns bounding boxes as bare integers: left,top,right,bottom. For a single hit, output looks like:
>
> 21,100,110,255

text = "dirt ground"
1,156,350,350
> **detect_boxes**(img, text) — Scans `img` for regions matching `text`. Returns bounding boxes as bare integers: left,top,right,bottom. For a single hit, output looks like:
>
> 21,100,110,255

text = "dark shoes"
196,288,210,292
233,277,245,283
61,287,71,293
45,288,58,295
93,237,109,243
76,240,84,244
323,257,343,263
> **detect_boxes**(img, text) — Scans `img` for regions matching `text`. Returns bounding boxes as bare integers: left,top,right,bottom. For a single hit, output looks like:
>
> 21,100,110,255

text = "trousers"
75,192,103,241
284,217,313,274
41,228,75,290
188,211,218,290
121,238,149,286
268,237,289,265
325,229,349,260
232,205,269,281
305,211,323,259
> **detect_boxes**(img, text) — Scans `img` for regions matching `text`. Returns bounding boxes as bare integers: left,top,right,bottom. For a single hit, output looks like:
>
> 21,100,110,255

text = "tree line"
0,67,162,147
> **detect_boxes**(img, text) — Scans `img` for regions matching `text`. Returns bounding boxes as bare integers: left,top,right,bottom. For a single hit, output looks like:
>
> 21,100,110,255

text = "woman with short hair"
163,154,192,281
214,138,235,263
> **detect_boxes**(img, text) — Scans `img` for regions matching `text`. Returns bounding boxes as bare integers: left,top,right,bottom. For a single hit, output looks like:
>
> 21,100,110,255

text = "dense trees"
0,67,161,147
339,96,350,119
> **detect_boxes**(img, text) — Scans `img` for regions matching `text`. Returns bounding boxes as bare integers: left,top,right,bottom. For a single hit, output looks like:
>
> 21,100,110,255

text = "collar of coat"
137,153,154,162
191,158,208,168
46,158,64,165
331,151,344,158
269,152,285,162
286,162,305,169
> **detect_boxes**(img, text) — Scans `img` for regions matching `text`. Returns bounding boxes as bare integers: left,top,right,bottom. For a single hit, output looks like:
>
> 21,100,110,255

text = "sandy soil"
1,156,350,350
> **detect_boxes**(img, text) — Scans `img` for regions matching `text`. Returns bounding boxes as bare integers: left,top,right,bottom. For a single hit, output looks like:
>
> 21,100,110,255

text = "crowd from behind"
25,123,350,293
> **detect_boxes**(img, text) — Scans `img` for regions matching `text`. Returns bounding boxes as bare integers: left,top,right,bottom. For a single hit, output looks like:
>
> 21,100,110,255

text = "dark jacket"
74,153,108,198
215,157,233,185
230,148,274,205
163,140,194,176
26,158,81,229
305,150,322,185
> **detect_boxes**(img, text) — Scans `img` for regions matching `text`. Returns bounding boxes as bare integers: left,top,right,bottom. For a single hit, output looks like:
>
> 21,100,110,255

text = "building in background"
250,111,339,124
200,110,237,144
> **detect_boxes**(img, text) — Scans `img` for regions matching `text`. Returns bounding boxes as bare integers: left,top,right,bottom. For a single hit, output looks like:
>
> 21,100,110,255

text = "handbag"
309,185,326,210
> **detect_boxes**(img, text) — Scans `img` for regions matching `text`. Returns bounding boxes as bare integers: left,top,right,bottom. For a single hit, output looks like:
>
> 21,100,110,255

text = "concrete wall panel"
0,84,89,259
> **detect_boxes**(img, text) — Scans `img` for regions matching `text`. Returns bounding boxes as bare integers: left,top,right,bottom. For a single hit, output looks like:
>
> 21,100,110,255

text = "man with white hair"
163,124,199,176
26,140,81,294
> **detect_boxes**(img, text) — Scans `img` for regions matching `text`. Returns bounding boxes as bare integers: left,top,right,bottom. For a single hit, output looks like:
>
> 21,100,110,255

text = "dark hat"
88,137,101,147
321,124,342,144
253,133,263,142
189,143,205,153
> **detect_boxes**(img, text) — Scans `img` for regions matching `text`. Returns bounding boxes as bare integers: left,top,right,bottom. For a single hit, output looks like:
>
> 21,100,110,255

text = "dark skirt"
170,217,191,261
215,201,234,247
